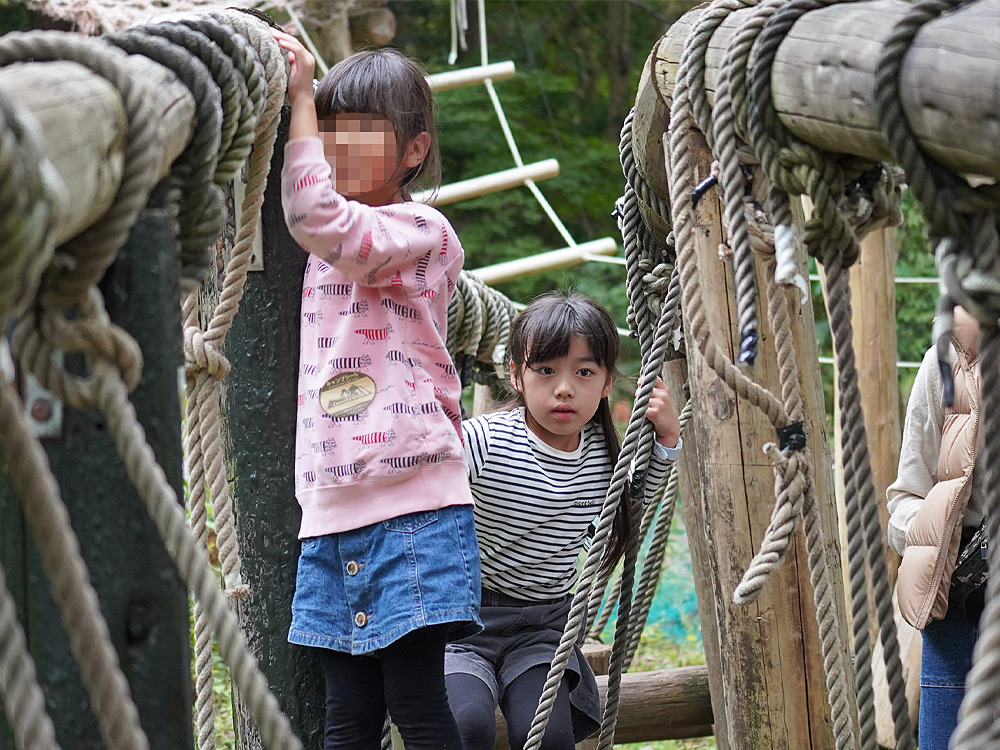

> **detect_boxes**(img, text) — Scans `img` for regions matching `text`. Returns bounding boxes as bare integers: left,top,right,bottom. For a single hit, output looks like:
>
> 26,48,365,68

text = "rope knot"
13,289,143,409
184,327,231,379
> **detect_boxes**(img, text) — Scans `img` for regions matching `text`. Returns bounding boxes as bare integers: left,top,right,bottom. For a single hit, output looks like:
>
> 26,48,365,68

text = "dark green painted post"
223,112,326,748
0,210,194,749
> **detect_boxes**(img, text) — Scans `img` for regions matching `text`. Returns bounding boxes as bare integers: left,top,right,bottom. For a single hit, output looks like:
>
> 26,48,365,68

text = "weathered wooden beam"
493,666,713,749
664,131,856,748
0,54,195,247
644,0,1000,188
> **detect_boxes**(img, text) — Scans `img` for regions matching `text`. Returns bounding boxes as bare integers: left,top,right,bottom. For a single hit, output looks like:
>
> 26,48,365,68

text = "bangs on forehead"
325,59,394,122
523,306,576,364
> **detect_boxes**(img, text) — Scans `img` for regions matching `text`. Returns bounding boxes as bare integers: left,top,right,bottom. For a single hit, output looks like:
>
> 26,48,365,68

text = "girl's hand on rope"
272,29,315,105
644,377,681,449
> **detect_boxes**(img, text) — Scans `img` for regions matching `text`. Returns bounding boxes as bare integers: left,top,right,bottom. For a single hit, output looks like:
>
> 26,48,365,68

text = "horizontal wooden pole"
0,56,195,247
468,238,619,285
413,159,559,207
654,0,1000,179
426,60,516,92
493,666,714,749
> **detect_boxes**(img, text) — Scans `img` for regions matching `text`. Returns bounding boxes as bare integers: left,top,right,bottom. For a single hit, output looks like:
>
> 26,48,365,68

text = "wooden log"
665,130,856,748
426,61,517,93
0,55,195,247
493,666,714,750
412,159,560,207
469,238,619,285
349,8,396,48
640,0,1000,190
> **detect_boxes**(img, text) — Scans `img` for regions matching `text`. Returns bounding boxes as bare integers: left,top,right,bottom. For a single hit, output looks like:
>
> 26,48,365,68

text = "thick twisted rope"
711,0,787,366
0,30,166,750
524,106,684,749
0,562,60,750
104,26,226,285
747,2,915,748
0,382,147,750
95,25,239,746
580,104,674,650
618,397,692,671
665,2,892,747
447,271,518,386
157,14,283,749
870,3,1000,747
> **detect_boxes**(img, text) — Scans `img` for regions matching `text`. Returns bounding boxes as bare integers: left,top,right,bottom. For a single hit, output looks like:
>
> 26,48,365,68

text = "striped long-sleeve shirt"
462,408,672,601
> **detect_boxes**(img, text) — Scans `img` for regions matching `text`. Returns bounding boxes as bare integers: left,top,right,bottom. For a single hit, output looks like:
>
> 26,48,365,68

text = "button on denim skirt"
289,504,483,655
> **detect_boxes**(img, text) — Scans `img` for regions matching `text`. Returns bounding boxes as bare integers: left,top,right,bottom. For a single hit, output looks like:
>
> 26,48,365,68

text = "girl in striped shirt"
445,291,682,750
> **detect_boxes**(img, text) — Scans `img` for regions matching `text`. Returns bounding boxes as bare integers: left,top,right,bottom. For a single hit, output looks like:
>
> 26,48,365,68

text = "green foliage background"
391,0,691,388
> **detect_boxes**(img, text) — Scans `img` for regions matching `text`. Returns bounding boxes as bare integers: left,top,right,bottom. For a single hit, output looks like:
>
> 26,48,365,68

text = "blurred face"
512,336,612,452
320,113,398,200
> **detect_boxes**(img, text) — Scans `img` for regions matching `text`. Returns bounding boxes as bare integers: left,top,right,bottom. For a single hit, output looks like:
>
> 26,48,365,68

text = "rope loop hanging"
746,2,915,748
0,16,303,750
0,32,158,750
104,26,227,285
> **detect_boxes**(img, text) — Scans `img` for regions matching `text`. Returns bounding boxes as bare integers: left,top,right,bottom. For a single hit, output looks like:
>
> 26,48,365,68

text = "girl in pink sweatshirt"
273,30,480,750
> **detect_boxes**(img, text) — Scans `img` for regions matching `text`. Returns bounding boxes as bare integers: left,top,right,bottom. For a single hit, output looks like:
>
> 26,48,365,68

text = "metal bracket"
24,369,62,438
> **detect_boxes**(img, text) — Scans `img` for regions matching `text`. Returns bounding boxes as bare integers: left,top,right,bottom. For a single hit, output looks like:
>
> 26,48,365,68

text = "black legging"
317,625,462,750
447,665,576,750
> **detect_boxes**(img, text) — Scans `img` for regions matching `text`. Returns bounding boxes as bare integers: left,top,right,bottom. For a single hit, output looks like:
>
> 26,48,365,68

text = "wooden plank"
650,0,1000,179
0,55,195,246
493,666,714,749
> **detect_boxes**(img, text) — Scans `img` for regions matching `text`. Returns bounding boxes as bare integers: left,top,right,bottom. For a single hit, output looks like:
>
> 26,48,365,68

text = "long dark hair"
314,48,441,200
505,291,632,573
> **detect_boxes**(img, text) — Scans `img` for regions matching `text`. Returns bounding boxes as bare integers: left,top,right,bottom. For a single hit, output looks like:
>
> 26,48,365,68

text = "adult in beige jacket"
886,306,984,750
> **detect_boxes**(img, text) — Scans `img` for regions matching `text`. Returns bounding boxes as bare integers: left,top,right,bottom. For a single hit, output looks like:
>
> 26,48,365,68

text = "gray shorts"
444,588,601,742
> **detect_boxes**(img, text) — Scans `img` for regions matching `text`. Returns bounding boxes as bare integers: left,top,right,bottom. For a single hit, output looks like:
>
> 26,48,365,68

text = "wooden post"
666,131,856,748
0,210,193,749
215,114,326,749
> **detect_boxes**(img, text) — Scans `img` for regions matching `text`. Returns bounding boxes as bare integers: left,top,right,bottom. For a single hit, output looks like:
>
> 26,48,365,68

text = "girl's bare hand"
644,377,681,448
272,29,315,103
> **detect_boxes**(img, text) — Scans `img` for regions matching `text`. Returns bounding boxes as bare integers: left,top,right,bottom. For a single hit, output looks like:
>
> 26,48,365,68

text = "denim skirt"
289,504,483,655
444,589,601,743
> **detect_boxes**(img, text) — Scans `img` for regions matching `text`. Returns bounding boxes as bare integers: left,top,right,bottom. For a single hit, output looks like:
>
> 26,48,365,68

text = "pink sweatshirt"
281,137,473,538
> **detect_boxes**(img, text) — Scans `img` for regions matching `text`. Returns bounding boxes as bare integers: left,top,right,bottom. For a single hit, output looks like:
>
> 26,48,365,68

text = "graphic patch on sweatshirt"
320,372,376,418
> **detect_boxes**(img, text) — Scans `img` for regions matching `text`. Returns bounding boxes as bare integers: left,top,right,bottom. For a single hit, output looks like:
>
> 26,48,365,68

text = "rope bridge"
2,1,1000,749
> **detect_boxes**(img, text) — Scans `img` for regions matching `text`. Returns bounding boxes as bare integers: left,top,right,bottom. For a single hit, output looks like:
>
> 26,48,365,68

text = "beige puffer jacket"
896,317,980,629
